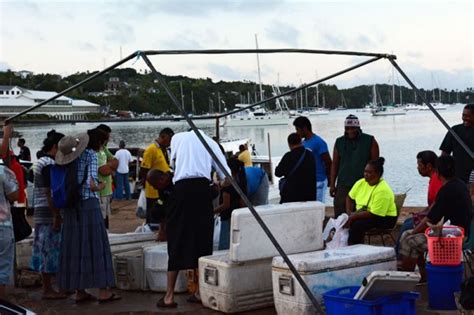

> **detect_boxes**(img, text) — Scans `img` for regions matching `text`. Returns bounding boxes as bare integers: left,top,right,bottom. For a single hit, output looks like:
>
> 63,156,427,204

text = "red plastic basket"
425,226,464,266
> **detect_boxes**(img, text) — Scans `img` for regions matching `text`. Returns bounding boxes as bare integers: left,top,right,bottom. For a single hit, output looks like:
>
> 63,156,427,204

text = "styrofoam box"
199,250,274,313
230,201,324,262
143,243,187,293
16,232,156,270
272,245,397,315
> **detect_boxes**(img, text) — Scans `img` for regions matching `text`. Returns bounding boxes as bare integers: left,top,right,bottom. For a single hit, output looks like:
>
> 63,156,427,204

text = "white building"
0,85,100,120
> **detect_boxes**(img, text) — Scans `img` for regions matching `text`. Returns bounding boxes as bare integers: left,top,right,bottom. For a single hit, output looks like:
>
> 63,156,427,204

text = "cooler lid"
143,243,168,269
272,245,395,273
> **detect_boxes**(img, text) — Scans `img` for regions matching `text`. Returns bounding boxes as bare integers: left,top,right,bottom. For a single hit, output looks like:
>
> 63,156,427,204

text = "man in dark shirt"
275,133,316,203
398,156,472,273
440,103,474,184
17,138,31,161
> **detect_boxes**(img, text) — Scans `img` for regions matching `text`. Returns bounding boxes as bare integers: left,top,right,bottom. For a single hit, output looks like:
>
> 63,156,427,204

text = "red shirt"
427,172,442,206
3,153,26,204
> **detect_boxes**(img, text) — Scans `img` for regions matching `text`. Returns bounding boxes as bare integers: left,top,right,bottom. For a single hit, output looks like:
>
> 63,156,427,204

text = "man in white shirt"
114,140,132,200
157,130,230,308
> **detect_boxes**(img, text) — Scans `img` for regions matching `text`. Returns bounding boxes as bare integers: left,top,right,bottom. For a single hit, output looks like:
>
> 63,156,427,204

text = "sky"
0,0,473,90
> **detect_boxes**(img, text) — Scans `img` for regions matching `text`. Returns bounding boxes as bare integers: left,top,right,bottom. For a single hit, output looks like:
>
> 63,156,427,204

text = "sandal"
75,293,96,304
98,293,122,304
156,297,178,308
186,294,202,304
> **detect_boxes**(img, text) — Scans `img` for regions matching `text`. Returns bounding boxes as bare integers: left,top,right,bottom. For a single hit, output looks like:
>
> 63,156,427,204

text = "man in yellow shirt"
140,128,174,239
237,144,252,167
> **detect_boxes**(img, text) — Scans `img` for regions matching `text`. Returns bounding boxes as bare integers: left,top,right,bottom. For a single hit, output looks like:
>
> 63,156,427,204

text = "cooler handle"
279,275,294,296
204,266,218,286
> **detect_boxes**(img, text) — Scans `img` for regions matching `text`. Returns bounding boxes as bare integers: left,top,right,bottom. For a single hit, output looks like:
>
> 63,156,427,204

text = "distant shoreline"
14,116,220,126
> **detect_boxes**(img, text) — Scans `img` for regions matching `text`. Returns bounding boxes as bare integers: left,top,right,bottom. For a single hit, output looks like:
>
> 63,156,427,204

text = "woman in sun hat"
56,129,120,304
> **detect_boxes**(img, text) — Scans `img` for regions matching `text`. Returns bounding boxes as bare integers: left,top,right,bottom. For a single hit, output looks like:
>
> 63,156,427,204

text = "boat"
298,107,329,116
220,104,289,127
371,85,406,116
335,93,348,110
418,102,448,111
356,105,374,112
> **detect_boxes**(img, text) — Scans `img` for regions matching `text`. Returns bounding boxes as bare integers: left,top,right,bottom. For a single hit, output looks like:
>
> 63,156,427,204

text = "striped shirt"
77,148,99,200
33,155,55,224
470,170,474,184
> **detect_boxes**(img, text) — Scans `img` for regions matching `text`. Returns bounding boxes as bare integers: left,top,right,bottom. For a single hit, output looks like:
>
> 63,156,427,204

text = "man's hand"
329,186,337,198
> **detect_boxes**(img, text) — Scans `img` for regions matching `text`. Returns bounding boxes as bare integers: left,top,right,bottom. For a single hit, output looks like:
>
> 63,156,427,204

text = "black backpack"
459,276,474,310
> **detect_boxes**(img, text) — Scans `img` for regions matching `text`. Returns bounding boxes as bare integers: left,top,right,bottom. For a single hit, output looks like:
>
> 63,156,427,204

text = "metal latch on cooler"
278,275,294,296
204,266,218,286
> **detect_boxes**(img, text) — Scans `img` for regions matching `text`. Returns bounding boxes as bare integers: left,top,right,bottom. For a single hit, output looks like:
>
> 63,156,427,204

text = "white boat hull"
221,115,290,127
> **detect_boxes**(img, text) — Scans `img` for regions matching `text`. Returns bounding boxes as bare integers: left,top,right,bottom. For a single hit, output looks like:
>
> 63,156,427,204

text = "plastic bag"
134,223,152,233
325,213,349,249
213,216,221,249
136,190,147,219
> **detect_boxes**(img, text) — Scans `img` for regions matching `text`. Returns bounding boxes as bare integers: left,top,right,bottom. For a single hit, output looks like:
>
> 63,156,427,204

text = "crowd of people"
0,103,472,308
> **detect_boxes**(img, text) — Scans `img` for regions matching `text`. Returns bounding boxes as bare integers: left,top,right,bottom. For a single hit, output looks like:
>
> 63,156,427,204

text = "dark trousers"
333,185,351,218
348,215,398,245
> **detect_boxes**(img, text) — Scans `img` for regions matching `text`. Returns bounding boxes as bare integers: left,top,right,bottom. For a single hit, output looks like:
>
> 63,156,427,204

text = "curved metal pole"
141,53,325,315
217,56,383,118
143,48,395,59
389,58,473,159
5,52,138,122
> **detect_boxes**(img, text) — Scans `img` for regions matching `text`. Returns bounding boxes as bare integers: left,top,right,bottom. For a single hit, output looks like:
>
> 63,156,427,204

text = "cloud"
104,22,135,44
0,62,12,71
24,29,45,42
207,63,245,81
265,21,300,47
320,32,346,49
356,34,375,47
77,42,97,51
160,35,204,50
406,51,423,59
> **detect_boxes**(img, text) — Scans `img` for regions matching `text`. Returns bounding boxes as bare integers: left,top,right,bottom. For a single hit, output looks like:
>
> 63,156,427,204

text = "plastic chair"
365,193,407,246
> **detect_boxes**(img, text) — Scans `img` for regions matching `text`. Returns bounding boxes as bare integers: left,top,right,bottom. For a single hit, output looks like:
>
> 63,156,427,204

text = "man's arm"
321,152,332,183
329,146,340,197
370,137,380,160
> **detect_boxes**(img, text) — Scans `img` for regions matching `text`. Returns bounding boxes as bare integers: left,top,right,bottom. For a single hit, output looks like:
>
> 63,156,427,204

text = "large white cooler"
230,201,324,262
143,243,187,292
272,245,397,315
199,251,274,313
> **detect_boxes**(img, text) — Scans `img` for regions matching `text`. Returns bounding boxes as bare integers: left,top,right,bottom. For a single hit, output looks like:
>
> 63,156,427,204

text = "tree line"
0,69,472,115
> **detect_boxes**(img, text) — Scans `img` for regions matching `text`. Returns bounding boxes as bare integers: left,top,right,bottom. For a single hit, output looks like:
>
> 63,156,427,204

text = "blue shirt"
303,134,329,182
77,148,100,200
245,167,266,197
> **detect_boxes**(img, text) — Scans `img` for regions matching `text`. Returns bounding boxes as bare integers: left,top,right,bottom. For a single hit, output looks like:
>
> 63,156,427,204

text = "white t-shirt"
115,149,132,174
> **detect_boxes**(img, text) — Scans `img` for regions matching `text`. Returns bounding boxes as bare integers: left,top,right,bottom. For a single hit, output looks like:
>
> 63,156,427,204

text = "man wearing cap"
330,115,379,217
293,116,332,203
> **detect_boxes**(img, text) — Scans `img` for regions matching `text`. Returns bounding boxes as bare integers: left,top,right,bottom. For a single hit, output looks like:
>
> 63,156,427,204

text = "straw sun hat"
55,133,89,165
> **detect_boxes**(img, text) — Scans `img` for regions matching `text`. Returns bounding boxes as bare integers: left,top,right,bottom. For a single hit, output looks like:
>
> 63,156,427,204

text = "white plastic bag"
213,216,221,249
326,213,349,249
136,190,147,219
134,223,152,233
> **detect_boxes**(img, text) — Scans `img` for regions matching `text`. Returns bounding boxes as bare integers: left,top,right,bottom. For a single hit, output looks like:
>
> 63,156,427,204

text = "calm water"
14,104,466,206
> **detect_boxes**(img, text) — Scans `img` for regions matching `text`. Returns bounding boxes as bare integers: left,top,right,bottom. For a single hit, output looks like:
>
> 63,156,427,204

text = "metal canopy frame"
6,48,473,314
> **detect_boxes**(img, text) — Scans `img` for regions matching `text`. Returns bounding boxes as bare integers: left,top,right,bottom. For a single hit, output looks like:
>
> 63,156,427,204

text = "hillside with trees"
0,69,471,116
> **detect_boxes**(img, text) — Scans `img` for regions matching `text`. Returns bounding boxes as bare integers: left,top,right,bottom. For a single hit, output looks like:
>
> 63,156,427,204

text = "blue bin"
426,263,463,310
323,286,419,315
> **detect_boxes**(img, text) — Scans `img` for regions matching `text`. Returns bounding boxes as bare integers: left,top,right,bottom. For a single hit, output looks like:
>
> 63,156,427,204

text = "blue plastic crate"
323,286,420,315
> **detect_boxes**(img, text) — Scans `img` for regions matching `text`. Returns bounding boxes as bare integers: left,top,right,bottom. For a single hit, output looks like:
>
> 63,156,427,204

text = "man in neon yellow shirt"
344,157,397,244
139,128,173,240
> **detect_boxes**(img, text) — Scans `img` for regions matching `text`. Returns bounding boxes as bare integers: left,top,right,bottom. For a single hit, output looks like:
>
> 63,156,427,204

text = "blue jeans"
0,225,14,285
114,172,131,200
218,219,231,250
396,217,413,257
316,180,327,203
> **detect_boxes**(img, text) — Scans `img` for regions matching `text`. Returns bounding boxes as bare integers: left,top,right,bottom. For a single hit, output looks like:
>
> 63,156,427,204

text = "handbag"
11,206,32,242
278,149,307,193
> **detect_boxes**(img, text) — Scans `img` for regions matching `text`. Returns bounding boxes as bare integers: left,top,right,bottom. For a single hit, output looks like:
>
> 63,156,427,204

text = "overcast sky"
0,0,472,90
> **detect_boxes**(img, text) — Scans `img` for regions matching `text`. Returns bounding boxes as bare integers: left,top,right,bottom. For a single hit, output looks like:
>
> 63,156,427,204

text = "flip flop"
75,293,96,304
156,297,178,308
98,293,122,304
186,294,202,304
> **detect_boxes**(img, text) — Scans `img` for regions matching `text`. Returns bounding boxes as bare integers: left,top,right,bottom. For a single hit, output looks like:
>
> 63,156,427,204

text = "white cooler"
199,251,274,313
230,201,324,262
272,245,397,315
143,243,187,293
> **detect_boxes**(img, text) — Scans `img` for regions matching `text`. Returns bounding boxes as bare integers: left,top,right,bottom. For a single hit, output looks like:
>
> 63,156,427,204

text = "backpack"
50,160,87,209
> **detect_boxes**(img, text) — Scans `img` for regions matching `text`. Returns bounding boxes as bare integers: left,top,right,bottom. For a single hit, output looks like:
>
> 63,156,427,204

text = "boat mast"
191,90,195,113
391,67,396,104
255,34,264,105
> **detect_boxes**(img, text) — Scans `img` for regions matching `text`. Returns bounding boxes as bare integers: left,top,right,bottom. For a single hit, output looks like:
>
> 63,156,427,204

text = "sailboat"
371,84,406,116
335,93,348,110
221,35,289,127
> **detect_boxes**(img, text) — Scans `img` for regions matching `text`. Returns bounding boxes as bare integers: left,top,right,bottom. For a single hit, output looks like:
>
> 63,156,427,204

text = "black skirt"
167,178,214,271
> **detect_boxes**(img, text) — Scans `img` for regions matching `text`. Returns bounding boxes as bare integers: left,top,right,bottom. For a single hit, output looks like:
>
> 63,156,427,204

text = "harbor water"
15,104,466,206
